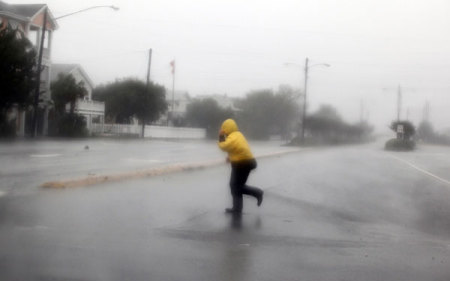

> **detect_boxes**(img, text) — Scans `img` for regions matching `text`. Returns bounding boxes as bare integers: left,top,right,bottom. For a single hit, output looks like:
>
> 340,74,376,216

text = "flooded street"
1,140,450,280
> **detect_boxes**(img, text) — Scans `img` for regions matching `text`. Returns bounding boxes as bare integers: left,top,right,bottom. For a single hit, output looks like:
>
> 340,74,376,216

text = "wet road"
1,140,450,280
0,138,294,195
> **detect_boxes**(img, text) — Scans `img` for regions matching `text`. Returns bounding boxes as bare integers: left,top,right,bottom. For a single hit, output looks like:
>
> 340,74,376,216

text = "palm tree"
51,73,87,115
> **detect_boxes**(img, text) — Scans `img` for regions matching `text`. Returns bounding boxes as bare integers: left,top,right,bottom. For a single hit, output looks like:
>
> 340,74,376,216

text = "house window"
27,29,50,48
28,30,39,46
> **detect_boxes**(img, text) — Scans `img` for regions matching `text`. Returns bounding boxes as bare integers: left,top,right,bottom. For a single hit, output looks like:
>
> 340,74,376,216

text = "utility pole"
142,48,152,138
397,85,402,121
172,71,175,126
300,57,309,144
285,57,329,144
169,60,175,127
32,6,48,137
146,49,152,86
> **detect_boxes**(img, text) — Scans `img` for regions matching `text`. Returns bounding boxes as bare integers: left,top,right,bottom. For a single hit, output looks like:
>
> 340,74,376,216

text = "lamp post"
285,58,330,144
55,5,119,20
31,6,48,137
31,5,119,137
382,85,407,122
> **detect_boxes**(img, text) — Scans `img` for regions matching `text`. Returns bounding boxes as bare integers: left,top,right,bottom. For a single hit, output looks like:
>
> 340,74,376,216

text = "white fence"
91,123,206,139
92,123,141,135
144,125,206,139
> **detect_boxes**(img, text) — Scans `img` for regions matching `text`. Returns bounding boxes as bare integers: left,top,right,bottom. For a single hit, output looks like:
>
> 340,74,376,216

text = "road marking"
30,154,61,158
388,154,450,186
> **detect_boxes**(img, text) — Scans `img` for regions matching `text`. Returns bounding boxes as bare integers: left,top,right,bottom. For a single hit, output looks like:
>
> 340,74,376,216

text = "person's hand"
218,130,226,142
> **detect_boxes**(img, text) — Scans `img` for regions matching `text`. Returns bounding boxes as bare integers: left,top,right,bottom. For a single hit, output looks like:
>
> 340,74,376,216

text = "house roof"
51,64,94,89
0,2,45,18
0,1,57,29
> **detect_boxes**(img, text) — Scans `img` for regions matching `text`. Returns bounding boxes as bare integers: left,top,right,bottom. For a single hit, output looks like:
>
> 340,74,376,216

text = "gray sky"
11,0,450,132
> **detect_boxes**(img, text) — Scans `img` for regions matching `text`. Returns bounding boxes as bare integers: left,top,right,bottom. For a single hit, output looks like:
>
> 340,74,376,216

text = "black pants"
229,159,262,212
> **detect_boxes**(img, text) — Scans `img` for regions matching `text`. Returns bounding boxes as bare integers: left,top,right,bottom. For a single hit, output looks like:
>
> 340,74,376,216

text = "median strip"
41,148,301,189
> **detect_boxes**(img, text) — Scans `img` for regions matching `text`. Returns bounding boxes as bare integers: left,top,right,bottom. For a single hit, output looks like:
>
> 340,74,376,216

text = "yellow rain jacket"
218,119,254,163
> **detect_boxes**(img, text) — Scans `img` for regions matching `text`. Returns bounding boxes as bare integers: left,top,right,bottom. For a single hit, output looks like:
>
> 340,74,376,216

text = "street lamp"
55,5,119,20
285,57,330,144
32,5,119,137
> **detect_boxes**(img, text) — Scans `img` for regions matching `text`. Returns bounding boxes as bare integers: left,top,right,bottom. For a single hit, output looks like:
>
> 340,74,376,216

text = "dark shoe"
257,191,264,207
225,208,242,214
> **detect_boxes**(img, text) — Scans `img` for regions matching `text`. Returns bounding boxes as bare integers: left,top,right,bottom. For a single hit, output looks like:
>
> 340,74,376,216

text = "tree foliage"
416,120,450,145
237,89,274,139
0,27,36,137
56,113,88,137
185,98,234,138
300,104,374,145
0,27,36,111
51,73,87,115
93,78,167,125
48,73,88,136
417,120,434,142
236,86,300,140
389,120,415,140
306,105,343,135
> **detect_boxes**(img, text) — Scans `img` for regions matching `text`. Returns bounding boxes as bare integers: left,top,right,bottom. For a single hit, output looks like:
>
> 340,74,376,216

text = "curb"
41,148,302,189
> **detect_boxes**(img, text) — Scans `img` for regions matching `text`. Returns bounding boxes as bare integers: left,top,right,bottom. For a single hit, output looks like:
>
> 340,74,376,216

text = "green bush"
57,113,88,137
384,138,415,151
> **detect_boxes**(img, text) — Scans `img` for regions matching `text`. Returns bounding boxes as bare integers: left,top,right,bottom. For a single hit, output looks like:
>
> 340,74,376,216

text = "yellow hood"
221,119,239,135
218,119,254,162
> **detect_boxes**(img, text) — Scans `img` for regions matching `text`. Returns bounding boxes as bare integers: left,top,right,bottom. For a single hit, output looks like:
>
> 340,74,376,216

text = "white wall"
91,124,206,139
144,125,205,139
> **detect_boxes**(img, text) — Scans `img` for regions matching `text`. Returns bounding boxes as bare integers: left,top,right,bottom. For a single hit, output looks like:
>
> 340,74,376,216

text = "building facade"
158,90,191,126
0,1,57,136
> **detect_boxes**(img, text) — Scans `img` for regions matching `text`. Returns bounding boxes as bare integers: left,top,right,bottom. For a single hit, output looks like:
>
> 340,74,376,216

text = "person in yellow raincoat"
218,119,263,214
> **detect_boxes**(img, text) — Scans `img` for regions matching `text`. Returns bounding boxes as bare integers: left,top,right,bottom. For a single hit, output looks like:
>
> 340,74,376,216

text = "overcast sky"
10,0,450,132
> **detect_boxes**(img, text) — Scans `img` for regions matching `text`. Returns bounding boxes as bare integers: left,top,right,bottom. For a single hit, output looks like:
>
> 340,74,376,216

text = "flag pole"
169,60,175,126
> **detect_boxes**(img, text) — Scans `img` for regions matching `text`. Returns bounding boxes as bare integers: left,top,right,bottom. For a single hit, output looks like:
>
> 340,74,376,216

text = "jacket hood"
221,119,239,135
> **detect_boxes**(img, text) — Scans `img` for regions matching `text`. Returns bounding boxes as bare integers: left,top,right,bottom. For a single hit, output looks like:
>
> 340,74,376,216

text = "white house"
159,90,191,126
50,64,105,132
196,94,240,112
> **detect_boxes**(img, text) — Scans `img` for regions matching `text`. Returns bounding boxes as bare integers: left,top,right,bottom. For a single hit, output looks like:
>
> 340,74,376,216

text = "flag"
170,60,175,74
